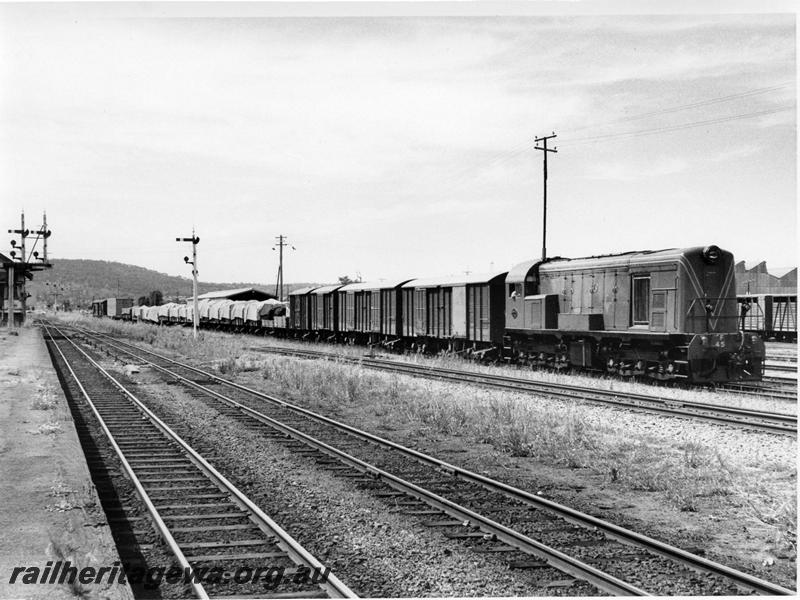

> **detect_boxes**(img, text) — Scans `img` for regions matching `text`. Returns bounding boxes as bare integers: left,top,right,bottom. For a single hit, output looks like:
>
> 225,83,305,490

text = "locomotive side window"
632,276,650,325
524,275,537,296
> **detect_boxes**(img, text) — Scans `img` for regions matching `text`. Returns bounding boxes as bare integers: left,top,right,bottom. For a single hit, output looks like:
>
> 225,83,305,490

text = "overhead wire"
433,82,792,190
558,105,794,147
559,82,791,134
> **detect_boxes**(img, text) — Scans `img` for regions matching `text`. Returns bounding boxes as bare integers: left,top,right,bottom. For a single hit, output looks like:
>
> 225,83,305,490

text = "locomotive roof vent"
702,245,721,264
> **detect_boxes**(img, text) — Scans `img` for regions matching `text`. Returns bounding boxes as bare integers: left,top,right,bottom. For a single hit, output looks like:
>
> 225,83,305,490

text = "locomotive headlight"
702,245,721,264
700,335,708,346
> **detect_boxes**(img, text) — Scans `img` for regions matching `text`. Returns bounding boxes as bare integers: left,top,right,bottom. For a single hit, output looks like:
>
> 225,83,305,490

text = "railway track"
764,345,797,364
765,362,798,375
42,323,355,599
56,325,795,596
765,356,797,364
764,375,797,384
241,346,797,435
719,380,796,401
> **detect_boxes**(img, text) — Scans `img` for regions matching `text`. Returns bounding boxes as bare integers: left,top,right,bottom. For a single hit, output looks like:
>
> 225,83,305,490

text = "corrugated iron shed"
196,287,275,301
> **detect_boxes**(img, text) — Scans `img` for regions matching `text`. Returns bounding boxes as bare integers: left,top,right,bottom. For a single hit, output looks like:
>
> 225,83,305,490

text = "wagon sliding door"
369,291,381,333
466,284,491,342
323,294,336,330
427,287,452,338
414,289,426,336
452,285,467,338
382,290,398,336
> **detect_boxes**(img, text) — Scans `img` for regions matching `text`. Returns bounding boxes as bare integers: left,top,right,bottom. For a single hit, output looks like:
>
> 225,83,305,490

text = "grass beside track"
59,314,798,567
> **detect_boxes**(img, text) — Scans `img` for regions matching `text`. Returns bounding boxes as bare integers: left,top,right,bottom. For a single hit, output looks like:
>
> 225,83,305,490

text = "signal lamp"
702,245,721,264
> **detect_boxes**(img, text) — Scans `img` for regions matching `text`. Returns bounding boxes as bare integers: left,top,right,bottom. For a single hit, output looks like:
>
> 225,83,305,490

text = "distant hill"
26,259,323,310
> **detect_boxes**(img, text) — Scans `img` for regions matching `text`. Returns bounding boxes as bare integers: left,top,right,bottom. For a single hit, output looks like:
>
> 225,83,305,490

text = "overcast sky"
0,3,796,286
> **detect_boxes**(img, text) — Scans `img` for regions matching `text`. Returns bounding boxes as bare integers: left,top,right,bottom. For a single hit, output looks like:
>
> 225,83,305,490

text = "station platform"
0,325,132,600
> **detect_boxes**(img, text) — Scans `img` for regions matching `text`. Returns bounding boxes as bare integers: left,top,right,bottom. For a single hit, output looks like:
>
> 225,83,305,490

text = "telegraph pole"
534,133,557,262
272,235,295,302
176,229,200,339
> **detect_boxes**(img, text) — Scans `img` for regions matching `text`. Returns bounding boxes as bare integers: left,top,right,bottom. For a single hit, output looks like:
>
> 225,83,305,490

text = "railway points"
49,324,796,596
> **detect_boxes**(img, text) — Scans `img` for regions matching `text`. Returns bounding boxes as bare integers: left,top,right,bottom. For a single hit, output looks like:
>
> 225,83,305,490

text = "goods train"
91,298,133,319
102,245,765,384
736,294,797,342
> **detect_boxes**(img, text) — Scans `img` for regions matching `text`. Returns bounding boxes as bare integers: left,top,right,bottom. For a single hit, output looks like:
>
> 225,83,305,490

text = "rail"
64,325,796,596
252,346,797,435
43,322,357,599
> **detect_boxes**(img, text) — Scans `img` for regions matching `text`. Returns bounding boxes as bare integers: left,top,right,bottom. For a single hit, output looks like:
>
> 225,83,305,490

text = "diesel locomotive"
117,244,765,384
503,246,762,383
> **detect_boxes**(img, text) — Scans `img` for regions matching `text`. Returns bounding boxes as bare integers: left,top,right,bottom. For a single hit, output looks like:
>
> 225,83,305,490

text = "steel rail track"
67,326,795,596
43,323,356,600
67,327,649,596
765,356,797,364
717,384,796,401
765,362,797,374
246,346,797,435
720,378,797,400
764,375,799,385
256,346,799,401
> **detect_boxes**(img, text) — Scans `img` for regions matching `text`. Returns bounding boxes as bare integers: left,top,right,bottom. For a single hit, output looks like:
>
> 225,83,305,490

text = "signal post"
176,229,200,339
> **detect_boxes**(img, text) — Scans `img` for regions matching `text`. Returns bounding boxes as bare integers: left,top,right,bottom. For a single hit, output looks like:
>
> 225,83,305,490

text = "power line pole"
176,229,200,339
534,132,557,262
272,235,295,302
